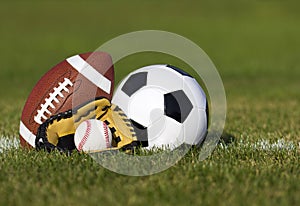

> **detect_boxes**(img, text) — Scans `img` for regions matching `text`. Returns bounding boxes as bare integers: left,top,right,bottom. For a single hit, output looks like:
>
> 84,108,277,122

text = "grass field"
0,1,299,205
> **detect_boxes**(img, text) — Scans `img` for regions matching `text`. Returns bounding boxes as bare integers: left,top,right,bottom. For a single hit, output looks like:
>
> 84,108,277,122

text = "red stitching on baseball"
78,120,92,151
103,122,110,148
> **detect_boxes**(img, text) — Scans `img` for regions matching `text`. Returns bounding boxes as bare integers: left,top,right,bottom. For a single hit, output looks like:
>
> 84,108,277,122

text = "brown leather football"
19,51,115,148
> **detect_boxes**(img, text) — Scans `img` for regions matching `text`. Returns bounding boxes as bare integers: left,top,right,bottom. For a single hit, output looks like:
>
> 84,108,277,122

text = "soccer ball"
112,64,208,150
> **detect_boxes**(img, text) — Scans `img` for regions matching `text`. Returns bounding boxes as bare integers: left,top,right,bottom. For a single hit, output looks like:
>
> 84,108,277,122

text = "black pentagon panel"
121,72,148,97
166,65,192,78
206,101,209,129
130,119,149,147
164,90,193,123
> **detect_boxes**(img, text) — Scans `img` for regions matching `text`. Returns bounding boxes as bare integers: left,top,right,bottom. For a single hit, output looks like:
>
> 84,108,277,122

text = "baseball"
74,119,112,153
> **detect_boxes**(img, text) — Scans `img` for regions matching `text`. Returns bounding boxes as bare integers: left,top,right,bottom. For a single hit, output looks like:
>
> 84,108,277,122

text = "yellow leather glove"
35,97,137,153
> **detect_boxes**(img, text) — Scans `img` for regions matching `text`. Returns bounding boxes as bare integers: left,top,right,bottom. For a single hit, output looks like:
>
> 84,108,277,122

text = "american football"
19,51,115,148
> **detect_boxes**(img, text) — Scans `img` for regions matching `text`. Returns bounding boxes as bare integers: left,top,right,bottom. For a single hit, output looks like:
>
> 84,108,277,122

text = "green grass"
0,1,299,205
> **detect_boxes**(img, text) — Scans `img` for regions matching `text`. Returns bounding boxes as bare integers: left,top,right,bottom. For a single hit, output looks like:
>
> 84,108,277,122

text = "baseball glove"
35,97,138,153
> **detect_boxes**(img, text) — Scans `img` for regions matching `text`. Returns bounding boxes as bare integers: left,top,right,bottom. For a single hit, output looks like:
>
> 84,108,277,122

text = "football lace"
34,78,73,124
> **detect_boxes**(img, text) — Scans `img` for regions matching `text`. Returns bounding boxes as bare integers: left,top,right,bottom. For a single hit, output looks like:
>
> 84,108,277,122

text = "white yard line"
251,139,297,151
0,136,19,153
220,138,299,151
0,136,298,153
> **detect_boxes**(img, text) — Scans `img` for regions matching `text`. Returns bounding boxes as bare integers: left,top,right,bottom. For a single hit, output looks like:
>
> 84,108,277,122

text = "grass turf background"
0,1,299,205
